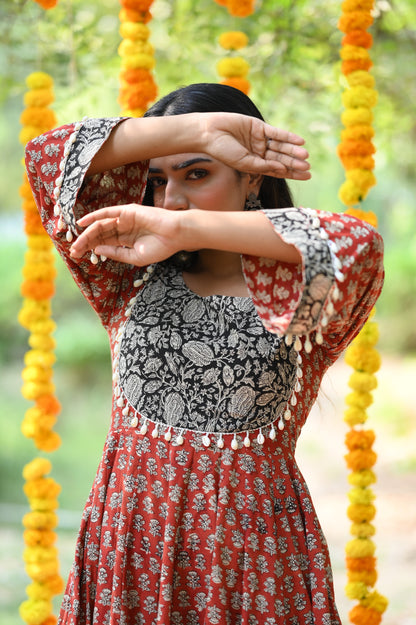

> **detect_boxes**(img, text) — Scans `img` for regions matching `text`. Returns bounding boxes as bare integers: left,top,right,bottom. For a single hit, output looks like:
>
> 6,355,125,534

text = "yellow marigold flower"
24,350,56,368
22,381,56,401
28,497,60,512
348,568,378,587
344,405,368,426
347,502,376,522
340,45,371,62
22,263,56,282
345,390,374,409
350,521,376,537
354,321,379,346
19,598,51,625
342,107,373,127
22,510,58,531
24,88,54,108
23,545,58,565
361,590,389,613
25,559,60,583
34,430,61,452
346,70,376,89
339,178,365,206
18,301,52,330
27,235,53,251
120,108,147,118
345,343,381,373
119,22,150,41
348,469,376,487
342,86,378,109
121,53,156,70
26,72,54,90
28,334,56,351
118,39,154,57
30,319,57,335
26,580,54,601
22,366,53,384
23,458,52,481
219,31,249,50
23,529,57,548
24,478,61,500
348,371,378,392
20,108,57,129
348,486,375,505
345,581,368,600
345,537,376,558
217,57,250,78
20,126,46,146
346,169,377,193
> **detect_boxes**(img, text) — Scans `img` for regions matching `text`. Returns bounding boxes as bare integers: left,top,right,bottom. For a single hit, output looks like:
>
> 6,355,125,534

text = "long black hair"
143,83,294,209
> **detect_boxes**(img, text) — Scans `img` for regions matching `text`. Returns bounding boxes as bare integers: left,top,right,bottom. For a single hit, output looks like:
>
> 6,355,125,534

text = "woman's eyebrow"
148,157,213,174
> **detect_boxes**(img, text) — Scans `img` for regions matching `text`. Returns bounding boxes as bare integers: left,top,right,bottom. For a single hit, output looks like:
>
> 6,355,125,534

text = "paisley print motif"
24,118,384,625
120,264,297,434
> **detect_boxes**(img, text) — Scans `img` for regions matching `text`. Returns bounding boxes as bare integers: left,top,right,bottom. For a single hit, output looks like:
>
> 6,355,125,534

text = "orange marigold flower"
345,448,378,471
339,155,375,171
227,0,255,17
346,555,377,571
342,30,373,48
337,139,375,157
23,529,57,548
342,58,373,74
349,604,382,625
120,0,153,11
342,0,374,11
338,11,374,33
348,568,378,586
36,395,61,415
220,77,251,95
345,429,376,450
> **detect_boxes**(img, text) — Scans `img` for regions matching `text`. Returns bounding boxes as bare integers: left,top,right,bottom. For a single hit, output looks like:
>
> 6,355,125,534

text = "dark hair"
144,83,294,209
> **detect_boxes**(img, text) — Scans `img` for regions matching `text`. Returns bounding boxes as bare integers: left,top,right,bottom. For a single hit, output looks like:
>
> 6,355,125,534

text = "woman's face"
147,153,260,213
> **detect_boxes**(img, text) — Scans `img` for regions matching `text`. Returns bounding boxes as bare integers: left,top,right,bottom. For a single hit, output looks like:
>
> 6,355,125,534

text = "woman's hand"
200,112,311,180
70,205,185,266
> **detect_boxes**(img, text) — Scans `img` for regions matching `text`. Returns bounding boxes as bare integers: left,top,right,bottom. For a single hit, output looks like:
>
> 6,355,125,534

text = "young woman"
25,83,384,625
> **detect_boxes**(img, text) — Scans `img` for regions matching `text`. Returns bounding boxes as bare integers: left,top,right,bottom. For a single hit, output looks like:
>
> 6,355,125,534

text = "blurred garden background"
1,0,416,623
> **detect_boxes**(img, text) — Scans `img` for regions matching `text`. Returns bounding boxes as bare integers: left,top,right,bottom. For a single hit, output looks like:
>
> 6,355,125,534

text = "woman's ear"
247,173,263,196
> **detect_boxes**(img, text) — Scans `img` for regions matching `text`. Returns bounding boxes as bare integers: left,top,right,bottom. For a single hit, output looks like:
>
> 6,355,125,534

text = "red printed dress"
26,118,384,625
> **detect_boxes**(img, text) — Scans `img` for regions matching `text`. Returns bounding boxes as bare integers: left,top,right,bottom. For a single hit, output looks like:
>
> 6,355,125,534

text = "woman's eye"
187,169,208,180
148,176,166,189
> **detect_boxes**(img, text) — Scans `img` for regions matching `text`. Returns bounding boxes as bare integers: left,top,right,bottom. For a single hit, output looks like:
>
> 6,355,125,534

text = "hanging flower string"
214,2,255,94
337,2,388,623
337,0,378,208
18,71,64,625
118,0,158,117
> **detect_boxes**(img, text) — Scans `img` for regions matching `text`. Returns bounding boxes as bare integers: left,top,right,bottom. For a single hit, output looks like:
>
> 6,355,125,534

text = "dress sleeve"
25,117,149,328
241,207,384,359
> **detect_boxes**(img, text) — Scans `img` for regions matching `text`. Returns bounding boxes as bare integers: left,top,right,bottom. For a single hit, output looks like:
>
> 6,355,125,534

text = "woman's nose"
162,181,189,211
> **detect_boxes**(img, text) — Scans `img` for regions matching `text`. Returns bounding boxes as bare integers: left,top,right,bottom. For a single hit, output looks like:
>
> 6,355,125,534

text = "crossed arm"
70,113,310,266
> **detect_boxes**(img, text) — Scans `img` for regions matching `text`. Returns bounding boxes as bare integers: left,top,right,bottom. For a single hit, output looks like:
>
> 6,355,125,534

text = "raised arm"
86,113,311,180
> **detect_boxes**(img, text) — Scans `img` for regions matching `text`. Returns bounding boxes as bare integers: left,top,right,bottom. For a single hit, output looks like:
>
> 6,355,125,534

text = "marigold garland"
32,0,58,8
337,3,388,621
214,3,254,95
19,71,63,625
118,0,158,117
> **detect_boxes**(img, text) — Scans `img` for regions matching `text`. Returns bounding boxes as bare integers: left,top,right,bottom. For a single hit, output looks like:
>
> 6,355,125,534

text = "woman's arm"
87,113,311,180
69,205,301,265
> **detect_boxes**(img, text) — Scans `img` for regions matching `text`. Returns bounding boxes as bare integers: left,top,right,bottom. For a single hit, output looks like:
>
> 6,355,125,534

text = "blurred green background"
1,0,415,623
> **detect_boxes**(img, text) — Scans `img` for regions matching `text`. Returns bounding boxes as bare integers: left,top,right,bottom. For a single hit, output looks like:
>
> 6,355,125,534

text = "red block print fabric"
25,118,384,625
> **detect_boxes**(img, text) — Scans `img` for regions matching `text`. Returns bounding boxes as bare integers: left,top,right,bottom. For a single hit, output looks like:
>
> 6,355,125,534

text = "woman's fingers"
70,217,122,257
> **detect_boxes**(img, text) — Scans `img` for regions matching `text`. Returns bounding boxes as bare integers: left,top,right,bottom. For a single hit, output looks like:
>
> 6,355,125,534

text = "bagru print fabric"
26,118,384,625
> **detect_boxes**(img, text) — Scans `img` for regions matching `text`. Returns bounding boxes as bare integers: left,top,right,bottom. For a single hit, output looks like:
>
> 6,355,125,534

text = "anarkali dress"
25,117,384,625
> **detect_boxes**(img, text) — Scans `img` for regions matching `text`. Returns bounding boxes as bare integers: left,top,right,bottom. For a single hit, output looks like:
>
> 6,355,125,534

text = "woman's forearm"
180,209,302,263
87,115,205,176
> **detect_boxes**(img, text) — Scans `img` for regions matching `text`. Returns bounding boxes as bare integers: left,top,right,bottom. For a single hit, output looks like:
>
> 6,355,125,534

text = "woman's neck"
183,250,249,297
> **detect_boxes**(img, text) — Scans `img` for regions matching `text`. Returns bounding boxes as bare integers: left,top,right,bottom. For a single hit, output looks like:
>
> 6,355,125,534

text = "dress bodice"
119,264,298,434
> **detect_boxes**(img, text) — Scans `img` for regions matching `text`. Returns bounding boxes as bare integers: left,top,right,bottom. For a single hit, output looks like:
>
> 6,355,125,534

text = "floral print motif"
24,118,384,625
120,263,297,433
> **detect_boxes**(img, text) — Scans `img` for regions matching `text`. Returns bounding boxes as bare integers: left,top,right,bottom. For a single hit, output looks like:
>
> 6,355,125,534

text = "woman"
25,83,384,625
